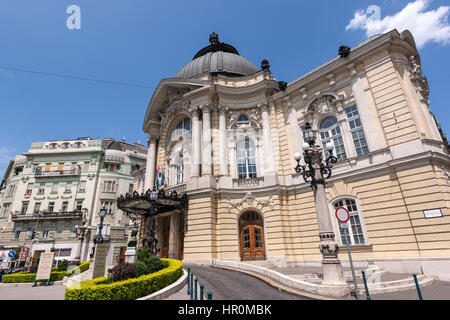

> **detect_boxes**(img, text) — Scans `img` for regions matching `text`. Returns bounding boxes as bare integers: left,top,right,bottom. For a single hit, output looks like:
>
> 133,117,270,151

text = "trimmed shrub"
66,261,90,277
2,271,68,283
111,263,136,282
146,256,164,273
136,246,150,262
134,261,149,278
57,260,69,271
64,259,182,300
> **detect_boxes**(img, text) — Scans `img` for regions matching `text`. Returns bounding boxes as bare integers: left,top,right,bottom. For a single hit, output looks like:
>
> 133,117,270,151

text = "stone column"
190,106,201,177
168,213,180,259
201,104,212,176
218,106,228,176
261,103,275,174
144,135,157,190
309,156,348,297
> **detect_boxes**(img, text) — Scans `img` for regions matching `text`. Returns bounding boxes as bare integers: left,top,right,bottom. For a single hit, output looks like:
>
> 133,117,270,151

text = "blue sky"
0,0,449,177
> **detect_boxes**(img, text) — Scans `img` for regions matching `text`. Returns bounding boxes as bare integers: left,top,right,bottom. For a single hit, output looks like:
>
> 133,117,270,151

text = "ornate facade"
135,30,450,280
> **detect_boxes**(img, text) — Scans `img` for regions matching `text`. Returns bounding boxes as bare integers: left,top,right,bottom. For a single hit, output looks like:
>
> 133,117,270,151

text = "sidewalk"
164,283,190,300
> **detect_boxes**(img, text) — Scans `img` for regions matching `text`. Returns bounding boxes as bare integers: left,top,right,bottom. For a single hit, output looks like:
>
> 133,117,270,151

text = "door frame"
237,209,267,261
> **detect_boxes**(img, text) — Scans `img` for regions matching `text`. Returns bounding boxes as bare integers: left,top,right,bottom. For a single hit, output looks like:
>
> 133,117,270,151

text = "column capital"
189,105,200,117
258,102,269,113
199,103,211,114
147,135,159,145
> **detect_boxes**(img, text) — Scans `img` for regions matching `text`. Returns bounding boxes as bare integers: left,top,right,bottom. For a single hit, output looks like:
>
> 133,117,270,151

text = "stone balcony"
164,183,187,195
232,177,264,189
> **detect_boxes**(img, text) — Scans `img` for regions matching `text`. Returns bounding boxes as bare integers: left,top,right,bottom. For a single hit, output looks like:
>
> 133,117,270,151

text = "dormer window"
61,142,70,149
49,143,58,150
74,142,83,148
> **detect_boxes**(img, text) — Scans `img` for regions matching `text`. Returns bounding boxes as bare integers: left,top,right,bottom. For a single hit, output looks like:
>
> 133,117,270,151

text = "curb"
136,269,188,300
210,265,338,300
0,281,63,287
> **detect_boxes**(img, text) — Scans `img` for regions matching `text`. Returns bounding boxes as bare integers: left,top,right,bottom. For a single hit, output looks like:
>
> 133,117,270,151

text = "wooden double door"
239,212,266,261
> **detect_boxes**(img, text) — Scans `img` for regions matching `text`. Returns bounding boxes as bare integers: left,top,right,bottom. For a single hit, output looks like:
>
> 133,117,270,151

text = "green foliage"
134,261,149,278
64,259,183,300
111,263,137,282
2,271,68,283
66,261,90,277
146,256,164,274
57,260,69,271
136,246,150,262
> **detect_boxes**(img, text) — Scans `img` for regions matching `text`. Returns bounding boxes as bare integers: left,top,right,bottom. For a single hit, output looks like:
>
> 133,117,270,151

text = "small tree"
57,259,69,271
111,262,137,282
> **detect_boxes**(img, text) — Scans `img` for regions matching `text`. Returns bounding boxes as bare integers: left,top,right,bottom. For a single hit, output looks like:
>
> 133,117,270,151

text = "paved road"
184,264,309,300
0,284,66,300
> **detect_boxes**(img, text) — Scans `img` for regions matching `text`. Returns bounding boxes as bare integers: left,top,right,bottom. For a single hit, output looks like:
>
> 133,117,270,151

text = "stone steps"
349,274,434,295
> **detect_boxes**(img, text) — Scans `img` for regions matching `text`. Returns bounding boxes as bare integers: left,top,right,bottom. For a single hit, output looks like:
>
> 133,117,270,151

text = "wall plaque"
423,209,443,219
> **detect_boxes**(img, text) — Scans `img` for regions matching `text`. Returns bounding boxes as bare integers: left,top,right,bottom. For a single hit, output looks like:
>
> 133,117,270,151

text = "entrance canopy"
117,189,188,217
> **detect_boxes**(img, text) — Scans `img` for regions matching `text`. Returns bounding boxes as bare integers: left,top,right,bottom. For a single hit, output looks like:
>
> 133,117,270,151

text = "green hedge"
2,271,68,283
66,261,90,277
2,261,91,283
64,259,182,300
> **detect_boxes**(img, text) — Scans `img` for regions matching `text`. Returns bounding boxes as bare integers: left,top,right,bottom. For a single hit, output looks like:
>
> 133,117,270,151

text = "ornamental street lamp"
91,208,107,258
294,122,348,294
73,214,88,264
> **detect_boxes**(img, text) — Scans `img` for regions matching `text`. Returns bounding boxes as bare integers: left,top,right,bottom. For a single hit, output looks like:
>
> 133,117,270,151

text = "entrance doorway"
239,211,265,261
160,216,170,258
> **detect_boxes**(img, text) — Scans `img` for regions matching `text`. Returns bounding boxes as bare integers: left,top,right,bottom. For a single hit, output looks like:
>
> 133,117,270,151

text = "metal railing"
361,271,424,300
34,169,80,177
186,267,213,300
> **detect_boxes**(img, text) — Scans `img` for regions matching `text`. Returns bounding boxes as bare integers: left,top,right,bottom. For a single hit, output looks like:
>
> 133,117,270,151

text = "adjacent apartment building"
0,138,147,268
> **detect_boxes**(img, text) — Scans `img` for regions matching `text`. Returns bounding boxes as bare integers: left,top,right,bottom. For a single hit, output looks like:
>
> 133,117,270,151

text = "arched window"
237,137,257,179
74,142,83,148
237,114,250,126
171,117,191,141
346,106,369,156
333,198,366,245
61,142,70,149
176,157,184,184
319,116,347,161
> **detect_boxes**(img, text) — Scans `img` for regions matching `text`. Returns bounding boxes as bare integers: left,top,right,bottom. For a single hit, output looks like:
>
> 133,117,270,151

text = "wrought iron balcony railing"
34,169,80,177
11,211,83,221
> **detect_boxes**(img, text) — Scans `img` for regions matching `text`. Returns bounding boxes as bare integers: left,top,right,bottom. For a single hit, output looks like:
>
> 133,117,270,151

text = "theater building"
127,29,449,280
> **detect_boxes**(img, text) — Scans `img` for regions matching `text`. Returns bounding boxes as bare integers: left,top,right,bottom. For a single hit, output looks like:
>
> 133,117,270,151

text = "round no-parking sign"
335,207,349,224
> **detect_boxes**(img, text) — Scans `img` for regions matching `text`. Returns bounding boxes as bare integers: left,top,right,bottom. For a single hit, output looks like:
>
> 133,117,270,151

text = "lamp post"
92,208,107,257
294,122,348,296
73,215,88,264
147,189,159,255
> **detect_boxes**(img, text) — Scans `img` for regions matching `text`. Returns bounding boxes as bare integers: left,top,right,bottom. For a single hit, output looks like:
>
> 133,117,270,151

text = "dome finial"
209,32,219,45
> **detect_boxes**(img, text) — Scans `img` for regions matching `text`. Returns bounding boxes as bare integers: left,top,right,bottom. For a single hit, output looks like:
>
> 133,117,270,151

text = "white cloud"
346,0,450,48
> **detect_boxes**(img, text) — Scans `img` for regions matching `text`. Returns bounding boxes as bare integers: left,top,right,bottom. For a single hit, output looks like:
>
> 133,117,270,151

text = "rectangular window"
83,161,90,172
42,229,49,238
78,181,86,192
26,183,33,195
96,224,111,237
100,200,114,214
75,200,83,211
65,181,72,193
56,225,64,238
104,163,120,173
34,202,41,214
20,203,28,215
13,228,21,240
334,199,365,245
7,184,15,197
346,106,369,157
45,163,51,172
51,182,58,193
128,183,134,194
48,202,55,213
58,162,64,171
38,183,45,194
103,181,116,192
55,248,72,257
61,201,69,212
1,204,10,217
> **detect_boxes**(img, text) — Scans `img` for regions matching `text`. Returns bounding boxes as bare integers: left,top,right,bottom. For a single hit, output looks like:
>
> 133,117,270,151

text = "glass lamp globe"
294,152,301,161
326,141,335,151
303,122,317,145
302,142,311,151
99,208,107,218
